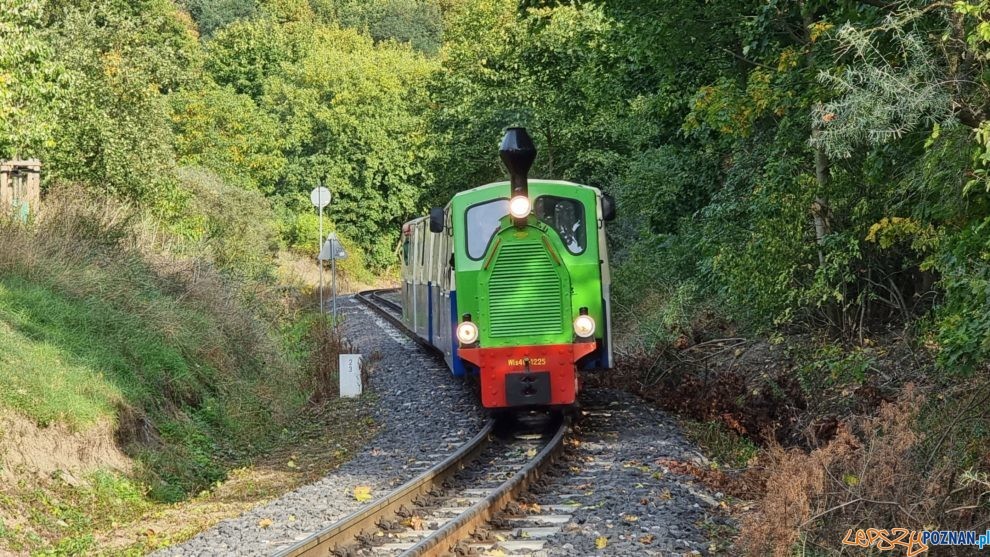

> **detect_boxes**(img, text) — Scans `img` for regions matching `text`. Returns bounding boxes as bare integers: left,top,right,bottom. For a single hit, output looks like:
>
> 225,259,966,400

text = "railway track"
357,289,402,319
276,413,569,557
273,290,574,557
355,289,437,353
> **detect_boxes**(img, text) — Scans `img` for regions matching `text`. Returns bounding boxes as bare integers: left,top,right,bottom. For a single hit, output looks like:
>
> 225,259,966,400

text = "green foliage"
182,0,257,37
170,84,284,193
173,167,280,277
932,216,990,373
336,0,443,54
283,210,377,285
0,0,58,158
261,27,437,268
429,0,990,374
205,17,300,99
42,0,200,206
683,420,759,469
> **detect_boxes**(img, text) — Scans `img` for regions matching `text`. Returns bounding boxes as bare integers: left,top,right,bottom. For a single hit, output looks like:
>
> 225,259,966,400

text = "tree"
170,81,285,193
181,0,257,37
262,27,437,268
0,0,57,159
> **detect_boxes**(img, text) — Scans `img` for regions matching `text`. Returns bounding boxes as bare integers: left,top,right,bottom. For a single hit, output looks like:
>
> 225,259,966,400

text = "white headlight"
456,321,479,344
509,196,531,219
573,315,596,338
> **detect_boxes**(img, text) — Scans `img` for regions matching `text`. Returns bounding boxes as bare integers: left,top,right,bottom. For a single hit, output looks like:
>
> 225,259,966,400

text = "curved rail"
274,419,495,557
369,290,402,314
401,417,568,557
356,289,438,353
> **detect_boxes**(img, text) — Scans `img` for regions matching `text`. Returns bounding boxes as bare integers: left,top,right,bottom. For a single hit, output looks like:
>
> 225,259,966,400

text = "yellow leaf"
353,485,373,502
623,514,639,522
843,474,860,487
258,518,273,529
287,460,297,469
595,536,608,549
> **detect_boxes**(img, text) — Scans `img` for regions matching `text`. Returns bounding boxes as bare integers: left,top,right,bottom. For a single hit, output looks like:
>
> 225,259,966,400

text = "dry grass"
737,384,988,556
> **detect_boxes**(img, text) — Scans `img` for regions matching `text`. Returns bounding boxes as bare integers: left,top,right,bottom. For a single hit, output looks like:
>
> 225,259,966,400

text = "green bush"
173,166,280,279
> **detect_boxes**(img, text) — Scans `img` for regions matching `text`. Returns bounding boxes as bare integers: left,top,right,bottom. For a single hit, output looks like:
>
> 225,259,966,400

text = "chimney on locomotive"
500,127,536,226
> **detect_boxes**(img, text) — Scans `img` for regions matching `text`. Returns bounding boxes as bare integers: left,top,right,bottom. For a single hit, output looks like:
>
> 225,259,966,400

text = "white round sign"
310,187,331,209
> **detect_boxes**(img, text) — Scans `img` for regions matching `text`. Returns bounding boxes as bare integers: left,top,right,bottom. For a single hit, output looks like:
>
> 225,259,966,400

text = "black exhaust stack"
499,127,536,198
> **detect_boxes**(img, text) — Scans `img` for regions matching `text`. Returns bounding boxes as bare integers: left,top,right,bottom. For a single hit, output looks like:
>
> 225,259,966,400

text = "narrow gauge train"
400,128,615,409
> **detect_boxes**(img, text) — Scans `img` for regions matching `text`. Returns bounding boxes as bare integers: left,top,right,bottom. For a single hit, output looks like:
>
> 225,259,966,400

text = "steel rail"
356,289,437,353
370,291,403,314
274,419,495,557
400,417,568,557
339,288,570,556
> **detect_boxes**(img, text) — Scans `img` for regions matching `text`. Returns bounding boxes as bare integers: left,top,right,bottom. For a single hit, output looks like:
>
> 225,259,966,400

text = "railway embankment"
0,197,379,555
604,324,983,555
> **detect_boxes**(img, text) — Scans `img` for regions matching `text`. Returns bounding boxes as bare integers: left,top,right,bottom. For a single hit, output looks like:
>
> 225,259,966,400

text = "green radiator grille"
487,242,563,337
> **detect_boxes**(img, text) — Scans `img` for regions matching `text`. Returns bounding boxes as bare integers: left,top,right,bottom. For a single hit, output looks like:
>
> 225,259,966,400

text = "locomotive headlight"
456,321,479,345
573,314,596,338
509,196,531,219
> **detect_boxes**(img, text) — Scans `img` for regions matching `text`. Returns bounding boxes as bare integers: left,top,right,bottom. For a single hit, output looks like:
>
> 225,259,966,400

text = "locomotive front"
448,128,614,408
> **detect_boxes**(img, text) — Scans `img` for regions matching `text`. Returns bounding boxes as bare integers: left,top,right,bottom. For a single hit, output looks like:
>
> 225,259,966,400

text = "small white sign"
310,187,332,209
319,233,348,261
339,354,363,398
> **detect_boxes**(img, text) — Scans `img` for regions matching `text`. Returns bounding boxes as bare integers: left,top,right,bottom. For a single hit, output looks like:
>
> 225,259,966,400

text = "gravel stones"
157,295,484,556
533,388,734,556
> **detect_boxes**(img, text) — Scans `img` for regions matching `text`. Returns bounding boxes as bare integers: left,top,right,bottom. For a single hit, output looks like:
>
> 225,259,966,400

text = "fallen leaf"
286,460,297,469
410,516,425,531
639,534,655,544
353,485,373,502
660,489,673,500
258,518,273,529
843,473,860,487
595,536,608,549
622,514,639,523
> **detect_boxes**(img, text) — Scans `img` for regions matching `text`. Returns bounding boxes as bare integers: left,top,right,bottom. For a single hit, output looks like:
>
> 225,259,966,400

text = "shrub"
737,385,986,556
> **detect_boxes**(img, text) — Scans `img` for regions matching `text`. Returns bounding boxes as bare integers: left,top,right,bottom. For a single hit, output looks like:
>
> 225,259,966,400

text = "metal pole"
318,205,324,315
332,252,337,320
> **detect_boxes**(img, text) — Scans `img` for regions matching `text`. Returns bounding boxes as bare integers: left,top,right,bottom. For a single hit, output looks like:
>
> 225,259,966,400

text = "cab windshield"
465,199,509,259
535,196,586,254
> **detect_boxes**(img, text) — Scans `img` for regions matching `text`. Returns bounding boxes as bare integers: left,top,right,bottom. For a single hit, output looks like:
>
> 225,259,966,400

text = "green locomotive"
401,128,615,408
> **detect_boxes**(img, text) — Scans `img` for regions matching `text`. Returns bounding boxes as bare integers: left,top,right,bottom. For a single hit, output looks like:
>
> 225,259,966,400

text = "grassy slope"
0,197,342,554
